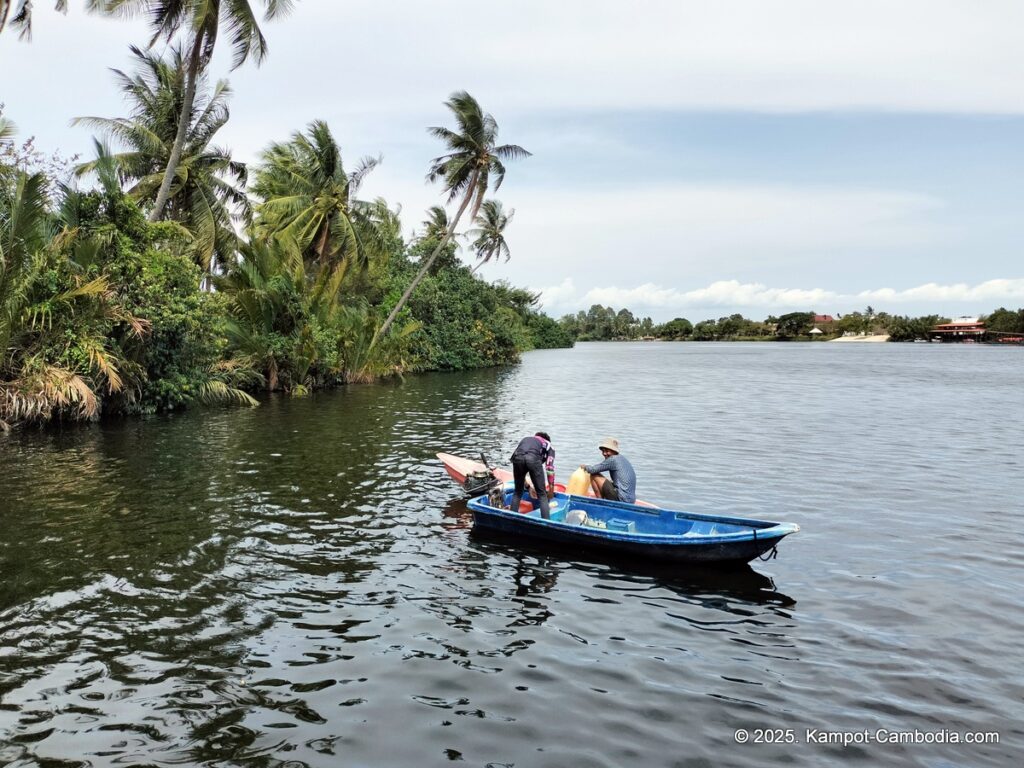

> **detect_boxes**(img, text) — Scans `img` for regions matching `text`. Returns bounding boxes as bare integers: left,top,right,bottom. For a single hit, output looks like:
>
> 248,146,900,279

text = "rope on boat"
752,527,779,561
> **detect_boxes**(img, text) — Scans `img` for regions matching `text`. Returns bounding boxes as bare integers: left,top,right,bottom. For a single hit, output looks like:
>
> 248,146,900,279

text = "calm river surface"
1,342,1022,767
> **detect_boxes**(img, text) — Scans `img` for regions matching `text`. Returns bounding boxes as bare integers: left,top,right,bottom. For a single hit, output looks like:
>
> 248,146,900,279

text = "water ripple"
1,343,1022,766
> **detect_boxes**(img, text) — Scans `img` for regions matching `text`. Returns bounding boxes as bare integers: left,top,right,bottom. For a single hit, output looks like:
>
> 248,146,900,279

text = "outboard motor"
462,470,500,497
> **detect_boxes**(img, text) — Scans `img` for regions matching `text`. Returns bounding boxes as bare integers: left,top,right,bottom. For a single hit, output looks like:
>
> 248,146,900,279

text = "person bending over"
581,437,636,504
509,432,555,519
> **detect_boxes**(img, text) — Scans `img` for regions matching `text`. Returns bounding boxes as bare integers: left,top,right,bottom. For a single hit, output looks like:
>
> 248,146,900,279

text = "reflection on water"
471,528,795,608
2,343,1022,766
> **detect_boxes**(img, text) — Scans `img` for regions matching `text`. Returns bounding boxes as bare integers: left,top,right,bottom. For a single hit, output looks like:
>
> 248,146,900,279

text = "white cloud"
681,282,838,308
539,279,1024,320
855,279,1024,304
536,278,580,310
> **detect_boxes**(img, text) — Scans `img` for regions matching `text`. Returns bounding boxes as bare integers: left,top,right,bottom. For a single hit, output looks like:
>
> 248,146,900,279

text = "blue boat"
467,488,800,565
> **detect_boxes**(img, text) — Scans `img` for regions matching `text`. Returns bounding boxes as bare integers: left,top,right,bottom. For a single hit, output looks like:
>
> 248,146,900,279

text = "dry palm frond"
1,363,99,424
61,275,113,302
80,338,124,392
104,303,151,338
49,225,82,254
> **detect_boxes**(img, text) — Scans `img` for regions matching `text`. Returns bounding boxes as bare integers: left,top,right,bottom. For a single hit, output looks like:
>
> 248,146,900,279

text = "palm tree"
0,0,66,38
411,204,460,275
99,0,294,222
420,205,449,241
0,115,15,187
467,199,514,273
215,237,298,391
216,234,416,390
372,91,530,347
250,120,386,271
74,45,247,273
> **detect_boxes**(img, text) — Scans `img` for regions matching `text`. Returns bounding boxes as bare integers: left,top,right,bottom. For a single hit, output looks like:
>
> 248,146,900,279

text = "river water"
1,342,1022,767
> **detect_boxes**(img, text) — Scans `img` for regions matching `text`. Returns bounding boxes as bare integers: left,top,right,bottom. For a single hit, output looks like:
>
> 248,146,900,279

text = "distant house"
931,317,985,343
811,313,835,335
809,327,824,336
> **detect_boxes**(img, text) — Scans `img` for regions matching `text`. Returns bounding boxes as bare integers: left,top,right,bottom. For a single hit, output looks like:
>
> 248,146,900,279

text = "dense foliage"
773,312,815,339
0,166,258,429
2,73,567,429
885,315,945,342
984,307,1024,335
558,305,655,340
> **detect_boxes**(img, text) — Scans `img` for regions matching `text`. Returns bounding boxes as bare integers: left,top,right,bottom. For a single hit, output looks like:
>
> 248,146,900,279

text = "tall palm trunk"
149,34,203,222
316,217,331,264
371,169,479,349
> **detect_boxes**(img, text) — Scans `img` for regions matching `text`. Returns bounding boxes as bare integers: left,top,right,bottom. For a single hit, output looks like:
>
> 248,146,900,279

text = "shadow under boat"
469,525,796,608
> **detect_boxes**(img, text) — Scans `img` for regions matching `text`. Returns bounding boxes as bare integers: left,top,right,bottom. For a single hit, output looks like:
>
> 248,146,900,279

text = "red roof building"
931,317,985,342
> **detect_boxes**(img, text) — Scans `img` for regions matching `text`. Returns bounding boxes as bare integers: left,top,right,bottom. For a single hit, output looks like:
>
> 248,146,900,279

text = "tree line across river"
558,306,1024,342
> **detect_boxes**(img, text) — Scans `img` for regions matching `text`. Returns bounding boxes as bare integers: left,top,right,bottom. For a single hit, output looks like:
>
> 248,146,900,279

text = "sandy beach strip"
830,335,891,342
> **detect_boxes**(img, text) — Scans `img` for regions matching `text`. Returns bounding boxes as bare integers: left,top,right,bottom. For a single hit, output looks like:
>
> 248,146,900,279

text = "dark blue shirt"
511,436,556,482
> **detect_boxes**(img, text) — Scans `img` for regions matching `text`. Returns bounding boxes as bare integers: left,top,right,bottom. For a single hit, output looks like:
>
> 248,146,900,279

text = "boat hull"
467,492,799,565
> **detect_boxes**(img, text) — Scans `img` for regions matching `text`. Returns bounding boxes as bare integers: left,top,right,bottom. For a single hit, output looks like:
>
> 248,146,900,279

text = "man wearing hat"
581,437,636,503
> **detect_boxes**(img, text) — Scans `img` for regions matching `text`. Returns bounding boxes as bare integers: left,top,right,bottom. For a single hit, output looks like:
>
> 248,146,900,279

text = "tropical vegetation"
1,24,569,429
373,91,530,347
74,45,247,275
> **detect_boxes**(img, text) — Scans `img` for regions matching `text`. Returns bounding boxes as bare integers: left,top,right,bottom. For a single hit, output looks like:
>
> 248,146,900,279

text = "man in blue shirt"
581,437,636,504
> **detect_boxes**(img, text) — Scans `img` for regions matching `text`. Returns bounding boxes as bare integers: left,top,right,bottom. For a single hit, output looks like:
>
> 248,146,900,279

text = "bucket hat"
598,437,620,454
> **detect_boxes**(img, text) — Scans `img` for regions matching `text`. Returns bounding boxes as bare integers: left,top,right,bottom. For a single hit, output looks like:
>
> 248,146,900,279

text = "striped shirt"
584,454,637,503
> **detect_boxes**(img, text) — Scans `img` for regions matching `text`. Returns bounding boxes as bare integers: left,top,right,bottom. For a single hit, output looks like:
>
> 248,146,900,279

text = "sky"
2,0,1023,322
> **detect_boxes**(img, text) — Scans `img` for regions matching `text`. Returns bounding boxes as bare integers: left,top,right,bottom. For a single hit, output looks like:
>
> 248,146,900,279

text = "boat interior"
498,490,776,537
